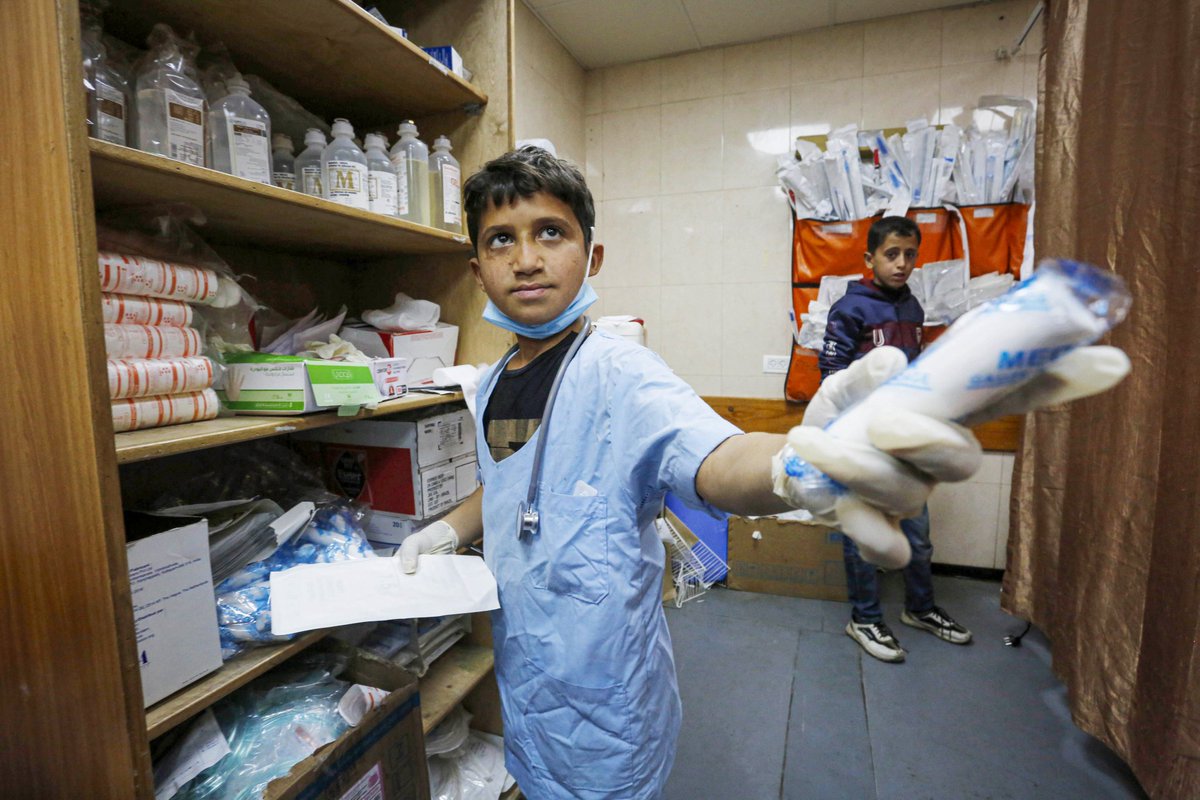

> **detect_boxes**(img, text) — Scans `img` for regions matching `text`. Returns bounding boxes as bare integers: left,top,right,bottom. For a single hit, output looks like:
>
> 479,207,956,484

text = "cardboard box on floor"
264,642,427,800
726,516,848,602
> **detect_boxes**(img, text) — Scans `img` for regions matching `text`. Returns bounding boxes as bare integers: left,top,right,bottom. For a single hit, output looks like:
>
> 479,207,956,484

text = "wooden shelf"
116,391,464,464
146,630,328,740
500,786,523,800
102,0,487,128
90,140,471,257
419,643,494,735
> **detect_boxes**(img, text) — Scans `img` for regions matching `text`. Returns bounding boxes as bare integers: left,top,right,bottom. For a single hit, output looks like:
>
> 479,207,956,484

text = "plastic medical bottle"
80,1,130,146
207,75,272,184
322,118,369,210
364,133,398,216
271,134,296,191
135,24,206,166
388,120,430,226
429,135,462,233
294,128,327,197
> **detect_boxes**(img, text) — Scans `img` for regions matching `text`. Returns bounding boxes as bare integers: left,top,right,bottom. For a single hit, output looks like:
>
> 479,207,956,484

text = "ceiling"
523,0,984,69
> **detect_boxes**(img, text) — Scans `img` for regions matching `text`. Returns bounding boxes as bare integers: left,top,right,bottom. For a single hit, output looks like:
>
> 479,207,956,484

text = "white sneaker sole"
900,611,973,644
845,622,906,663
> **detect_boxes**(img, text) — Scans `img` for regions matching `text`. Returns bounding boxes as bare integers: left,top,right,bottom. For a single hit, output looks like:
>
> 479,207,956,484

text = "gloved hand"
773,344,1130,567
396,520,459,573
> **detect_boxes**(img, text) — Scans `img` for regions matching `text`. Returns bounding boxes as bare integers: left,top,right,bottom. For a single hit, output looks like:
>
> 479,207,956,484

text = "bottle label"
394,158,410,215
368,169,398,216
441,163,461,225
95,81,126,146
228,116,270,184
301,164,323,196
165,89,204,166
272,171,296,191
325,161,368,210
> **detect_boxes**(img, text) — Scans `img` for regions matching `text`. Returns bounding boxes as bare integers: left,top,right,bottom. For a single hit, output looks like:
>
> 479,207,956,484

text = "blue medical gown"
475,330,740,799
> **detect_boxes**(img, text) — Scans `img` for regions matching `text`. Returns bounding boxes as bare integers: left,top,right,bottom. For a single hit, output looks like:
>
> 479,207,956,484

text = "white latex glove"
396,520,459,573
773,345,1130,567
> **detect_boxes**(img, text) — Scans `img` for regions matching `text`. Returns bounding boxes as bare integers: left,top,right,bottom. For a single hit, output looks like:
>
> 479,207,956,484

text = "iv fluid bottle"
135,24,206,166
389,120,430,226
80,2,130,146
295,128,327,197
271,134,296,191
208,75,272,184
364,133,398,216
429,135,462,233
322,118,369,210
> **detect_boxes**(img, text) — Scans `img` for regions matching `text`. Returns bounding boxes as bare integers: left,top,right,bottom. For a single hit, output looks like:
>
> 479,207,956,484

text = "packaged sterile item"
104,323,204,359
108,356,215,399
98,251,222,304
429,135,462,233
294,128,327,197
111,388,220,433
79,1,130,146
777,260,1131,564
363,132,398,216
207,74,272,184
270,133,296,191
322,118,369,210
101,293,194,327
389,120,430,226
135,24,206,166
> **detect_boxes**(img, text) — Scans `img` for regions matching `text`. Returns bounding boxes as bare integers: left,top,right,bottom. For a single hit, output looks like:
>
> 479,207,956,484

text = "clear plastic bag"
429,730,512,800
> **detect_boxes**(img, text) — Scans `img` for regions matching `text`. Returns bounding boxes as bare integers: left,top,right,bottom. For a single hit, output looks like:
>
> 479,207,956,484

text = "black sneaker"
845,619,906,662
900,606,973,644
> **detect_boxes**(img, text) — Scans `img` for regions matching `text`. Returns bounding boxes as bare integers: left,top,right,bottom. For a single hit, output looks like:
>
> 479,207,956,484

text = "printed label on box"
337,763,384,800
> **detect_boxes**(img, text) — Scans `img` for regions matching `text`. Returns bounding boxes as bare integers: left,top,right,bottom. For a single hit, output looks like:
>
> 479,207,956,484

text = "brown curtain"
1003,1,1200,797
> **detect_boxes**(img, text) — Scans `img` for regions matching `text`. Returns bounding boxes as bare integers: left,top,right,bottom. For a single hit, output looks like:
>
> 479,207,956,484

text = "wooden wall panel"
0,0,149,795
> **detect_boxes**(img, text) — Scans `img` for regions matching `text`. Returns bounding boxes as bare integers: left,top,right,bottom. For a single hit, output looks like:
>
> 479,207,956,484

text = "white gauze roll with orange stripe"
111,389,220,433
101,293,194,327
107,357,215,399
98,251,236,306
104,324,204,359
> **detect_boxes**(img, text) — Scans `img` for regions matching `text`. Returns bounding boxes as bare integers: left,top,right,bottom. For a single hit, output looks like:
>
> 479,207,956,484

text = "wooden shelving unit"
418,643,495,735
90,141,471,257
115,391,464,463
101,0,487,128
145,630,329,740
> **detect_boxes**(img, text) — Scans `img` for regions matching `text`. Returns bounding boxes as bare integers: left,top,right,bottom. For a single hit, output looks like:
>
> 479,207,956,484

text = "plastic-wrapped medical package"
111,389,220,432
215,503,376,659
169,652,354,800
426,706,514,800
776,259,1131,564
107,356,215,399
104,322,205,359
98,250,227,306
101,292,195,326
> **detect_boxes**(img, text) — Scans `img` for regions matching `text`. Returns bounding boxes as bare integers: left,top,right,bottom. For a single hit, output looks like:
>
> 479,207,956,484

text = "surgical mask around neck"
483,231,598,339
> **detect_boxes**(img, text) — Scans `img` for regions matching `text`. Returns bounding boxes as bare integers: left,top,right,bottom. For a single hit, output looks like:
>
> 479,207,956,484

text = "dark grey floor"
663,576,1148,800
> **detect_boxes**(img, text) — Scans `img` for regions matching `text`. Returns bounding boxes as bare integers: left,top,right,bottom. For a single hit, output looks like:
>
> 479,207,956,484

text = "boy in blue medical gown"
398,148,1124,800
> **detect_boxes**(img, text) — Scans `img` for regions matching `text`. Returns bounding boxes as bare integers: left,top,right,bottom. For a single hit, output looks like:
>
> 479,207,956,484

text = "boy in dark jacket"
819,216,972,663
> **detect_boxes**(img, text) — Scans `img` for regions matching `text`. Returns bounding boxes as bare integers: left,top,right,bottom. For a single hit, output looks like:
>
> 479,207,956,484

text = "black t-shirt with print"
483,331,578,462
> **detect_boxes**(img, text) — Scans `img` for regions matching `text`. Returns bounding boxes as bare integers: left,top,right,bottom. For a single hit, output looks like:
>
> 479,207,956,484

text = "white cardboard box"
338,323,458,386
363,453,477,543
296,410,477,527
124,513,223,707
220,355,408,415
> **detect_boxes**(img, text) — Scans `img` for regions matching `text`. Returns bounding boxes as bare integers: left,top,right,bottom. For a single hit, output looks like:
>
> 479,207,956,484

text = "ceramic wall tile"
722,88,792,189
791,78,864,138
599,197,661,287
863,10,942,76
861,67,940,129
928,481,1001,568
941,0,1038,66
657,283,724,374
662,48,725,103
603,60,662,111
678,373,724,396
585,69,604,115
937,58,1026,128
721,186,793,284
661,98,724,194
602,107,662,198
585,113,604,201
595,284,662,351
791,23,864,84
661,191,725,286
719,280,794,377
721,373,787,399
723,37,792,95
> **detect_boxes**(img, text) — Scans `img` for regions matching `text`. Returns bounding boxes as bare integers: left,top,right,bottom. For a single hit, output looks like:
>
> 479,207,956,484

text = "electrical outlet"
762,355,789,374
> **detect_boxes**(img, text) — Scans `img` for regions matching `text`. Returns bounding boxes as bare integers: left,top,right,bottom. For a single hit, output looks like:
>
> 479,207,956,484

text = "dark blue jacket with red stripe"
818,277,924,379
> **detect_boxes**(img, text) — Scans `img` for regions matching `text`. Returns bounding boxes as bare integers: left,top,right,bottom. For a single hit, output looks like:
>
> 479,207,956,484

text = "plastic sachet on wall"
797,274,859,350
907,259,970,325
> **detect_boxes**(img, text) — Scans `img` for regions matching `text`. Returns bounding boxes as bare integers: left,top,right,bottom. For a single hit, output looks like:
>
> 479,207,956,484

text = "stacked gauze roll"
100,251,236,432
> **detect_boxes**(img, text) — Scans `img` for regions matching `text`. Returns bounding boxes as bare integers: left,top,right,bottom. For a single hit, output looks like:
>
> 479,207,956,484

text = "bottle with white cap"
322,118,369,210
429,134,462,233
364,133,398,216
207,74,272,184
80,1,131,146
271,133,296,191
135,23,206,166
295,128,327,196
388,120,430,226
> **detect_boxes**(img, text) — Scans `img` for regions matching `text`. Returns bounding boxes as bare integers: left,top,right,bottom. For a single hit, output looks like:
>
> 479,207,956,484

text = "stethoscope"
483,317,593,540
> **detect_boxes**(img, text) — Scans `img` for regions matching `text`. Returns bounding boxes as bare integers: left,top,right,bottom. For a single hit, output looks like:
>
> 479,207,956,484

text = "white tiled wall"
584,0,1043,397
928,453,1015,568
513,1,586,164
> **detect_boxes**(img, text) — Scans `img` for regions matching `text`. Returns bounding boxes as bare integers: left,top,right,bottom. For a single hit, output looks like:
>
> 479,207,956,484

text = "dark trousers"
843,505,934,623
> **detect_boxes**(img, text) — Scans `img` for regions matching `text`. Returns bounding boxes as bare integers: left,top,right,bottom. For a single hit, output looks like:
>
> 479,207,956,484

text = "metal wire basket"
656,513,727,608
